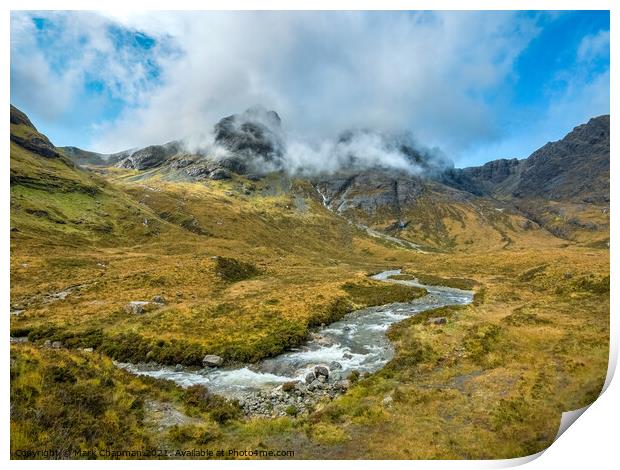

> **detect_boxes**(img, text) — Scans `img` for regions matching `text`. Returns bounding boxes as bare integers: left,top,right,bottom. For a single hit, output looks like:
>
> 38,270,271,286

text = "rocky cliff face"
315,171,425,223
116,141,182,170
512,115,609,203
213,106,284,166
442,115,610,204
53,104,609,247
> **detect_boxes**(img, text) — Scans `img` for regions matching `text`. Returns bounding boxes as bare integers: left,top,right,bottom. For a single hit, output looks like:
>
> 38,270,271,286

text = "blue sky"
10,11,609,167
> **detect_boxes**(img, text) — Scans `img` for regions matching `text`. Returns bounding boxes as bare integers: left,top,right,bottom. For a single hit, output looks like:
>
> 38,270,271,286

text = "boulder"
209,168,232,180
83,347,94,353
218,157,247,174
152,295,166,304
10,337,28,344
343,353,353,360
308,379,324,391
314,365,329,379
124,301,151,315
43,339,52,348
428,317,448,325
329,361,343,370
174,364,184,372
51,341,63,349
305,371,316,384
186,164,216,179
202,354,224,367
334,379,350,391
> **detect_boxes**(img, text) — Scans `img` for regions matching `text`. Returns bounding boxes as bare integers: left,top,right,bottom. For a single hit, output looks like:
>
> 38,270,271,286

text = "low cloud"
182,106,452,177
14,11,608,169
83,11,540,158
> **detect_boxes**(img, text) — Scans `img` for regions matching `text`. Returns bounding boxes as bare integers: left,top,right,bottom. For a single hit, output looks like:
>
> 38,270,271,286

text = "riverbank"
116,271,472,417
11,246,609,459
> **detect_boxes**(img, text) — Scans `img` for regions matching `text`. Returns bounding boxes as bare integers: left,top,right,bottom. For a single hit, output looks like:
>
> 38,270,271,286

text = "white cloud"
577,29,610,63
10,11,171,120
85,11,541,155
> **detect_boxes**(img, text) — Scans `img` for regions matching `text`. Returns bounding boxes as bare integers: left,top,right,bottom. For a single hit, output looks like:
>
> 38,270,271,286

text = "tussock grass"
10,140,609,459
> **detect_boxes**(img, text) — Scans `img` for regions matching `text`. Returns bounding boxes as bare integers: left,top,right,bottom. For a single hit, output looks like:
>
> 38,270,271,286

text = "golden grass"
10,158,609,459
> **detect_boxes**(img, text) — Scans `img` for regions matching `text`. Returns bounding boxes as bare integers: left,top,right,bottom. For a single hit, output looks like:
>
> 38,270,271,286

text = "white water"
117,270,473,397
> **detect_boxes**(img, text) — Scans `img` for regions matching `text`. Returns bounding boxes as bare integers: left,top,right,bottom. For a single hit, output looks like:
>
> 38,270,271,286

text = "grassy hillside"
10,105,609,459
10,106,427,365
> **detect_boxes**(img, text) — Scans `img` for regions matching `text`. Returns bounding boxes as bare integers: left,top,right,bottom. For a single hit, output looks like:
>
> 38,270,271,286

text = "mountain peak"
213,107,285,165
10,105,61,159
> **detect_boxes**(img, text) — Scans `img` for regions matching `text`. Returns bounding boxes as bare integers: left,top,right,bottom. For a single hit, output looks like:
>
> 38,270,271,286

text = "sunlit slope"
10,106,182,247
316,172,563,251
10,105,428,364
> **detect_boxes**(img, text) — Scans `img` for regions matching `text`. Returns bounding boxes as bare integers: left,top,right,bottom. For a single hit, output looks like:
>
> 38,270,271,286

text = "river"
117,270,473,398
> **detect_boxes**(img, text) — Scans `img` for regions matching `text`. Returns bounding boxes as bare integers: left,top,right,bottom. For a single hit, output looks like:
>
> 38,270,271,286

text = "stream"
117,270,473,400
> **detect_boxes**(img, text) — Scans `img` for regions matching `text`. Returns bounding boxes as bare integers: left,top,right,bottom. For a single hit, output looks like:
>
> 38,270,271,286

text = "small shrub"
503,309,551,326
348,370,360,383
45,365,77,384
311,423,349,445
183,384,211,410
517,265,547,282
463,323,503,363
214,257,260,282
208,397,242,424
282,381,297,392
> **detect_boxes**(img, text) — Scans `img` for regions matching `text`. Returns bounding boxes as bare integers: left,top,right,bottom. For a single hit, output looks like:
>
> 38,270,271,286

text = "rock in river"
202,354,224,367
314,365,329,379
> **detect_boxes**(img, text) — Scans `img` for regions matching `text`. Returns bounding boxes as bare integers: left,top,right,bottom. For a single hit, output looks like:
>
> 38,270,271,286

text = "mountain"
11,105,63,159
9,105,186,245
439,115,610,241
442,115,610,204
54,106,609,248
313,115,609,246
59,146,132,167
9,104,610,459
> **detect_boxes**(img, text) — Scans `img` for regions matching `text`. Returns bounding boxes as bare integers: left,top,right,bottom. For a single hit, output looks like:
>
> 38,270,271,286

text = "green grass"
9,106,610,459
10,345,153,458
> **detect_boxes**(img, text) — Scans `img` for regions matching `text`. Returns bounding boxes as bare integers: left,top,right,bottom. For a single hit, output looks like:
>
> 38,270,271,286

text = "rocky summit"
214,106,285,164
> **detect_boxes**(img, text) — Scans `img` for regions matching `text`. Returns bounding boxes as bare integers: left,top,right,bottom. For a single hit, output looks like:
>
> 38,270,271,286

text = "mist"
182,106,453,177
11,11,542,162
11,11,609,168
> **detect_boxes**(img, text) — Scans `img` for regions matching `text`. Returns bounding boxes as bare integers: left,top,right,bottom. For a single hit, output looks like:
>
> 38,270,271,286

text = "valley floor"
9,103,610,459
10,239,609,459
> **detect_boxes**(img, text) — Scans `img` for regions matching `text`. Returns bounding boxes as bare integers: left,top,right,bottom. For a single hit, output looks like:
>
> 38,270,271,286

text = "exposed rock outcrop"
117,142,182,170
213,106,284,166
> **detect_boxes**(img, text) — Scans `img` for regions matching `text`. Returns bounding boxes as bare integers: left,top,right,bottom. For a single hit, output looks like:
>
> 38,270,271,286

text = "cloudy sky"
10,10,610,167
